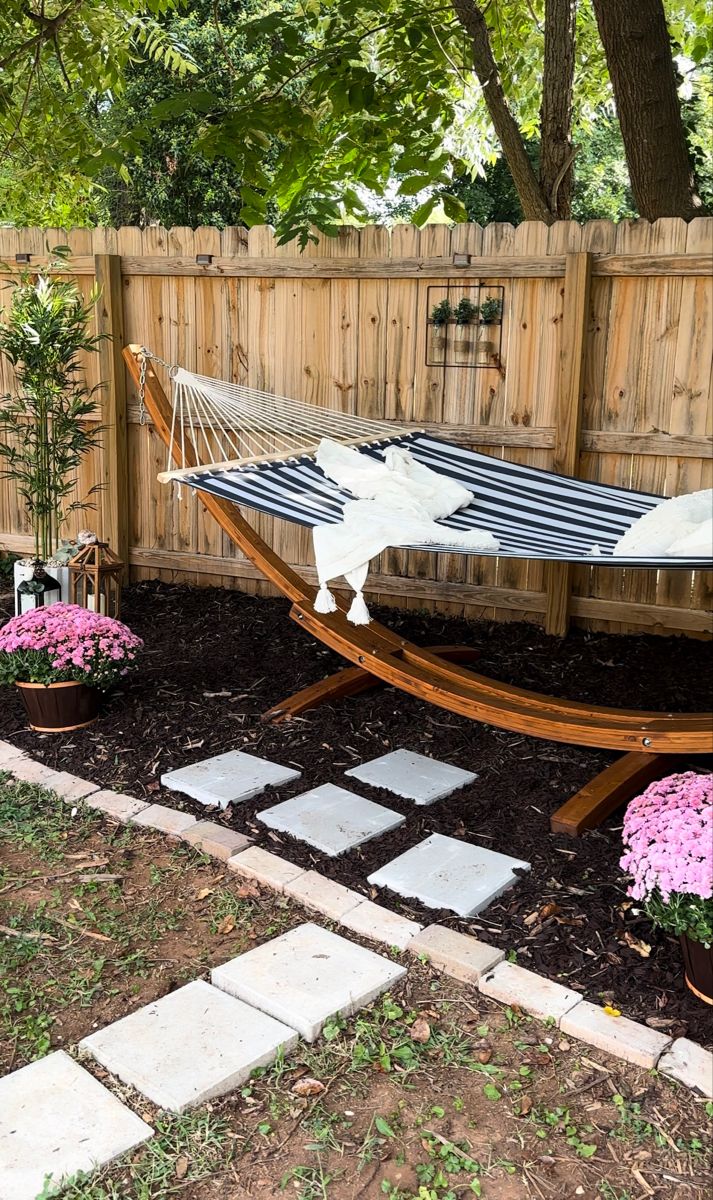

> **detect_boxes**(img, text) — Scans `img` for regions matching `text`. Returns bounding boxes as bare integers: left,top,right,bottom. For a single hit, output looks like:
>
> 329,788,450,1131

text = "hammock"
124,345,713,828
156,362,711,573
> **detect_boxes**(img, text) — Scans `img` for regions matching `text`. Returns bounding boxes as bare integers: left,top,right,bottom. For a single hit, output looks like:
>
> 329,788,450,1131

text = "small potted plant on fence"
477,295,502,363
454,297,479,357
0,603,143,731
0,264,104,615
429,298,453,353
620,771,712,1004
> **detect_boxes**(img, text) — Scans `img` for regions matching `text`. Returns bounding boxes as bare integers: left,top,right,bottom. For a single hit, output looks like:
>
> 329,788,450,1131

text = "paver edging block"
283,869,364,920
0,1050,153,1200
130,803,197,837
410,925,505,983
479,960,581,1023
339,899,423,951
658,1037,713,1098
227,846,306,891
84,789,149,821
182,820,251,861
0,740,31,771
559,1001,672,1069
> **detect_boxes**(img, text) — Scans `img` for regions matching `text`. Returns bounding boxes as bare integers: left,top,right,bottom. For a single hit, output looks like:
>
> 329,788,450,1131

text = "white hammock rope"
152,360,415,482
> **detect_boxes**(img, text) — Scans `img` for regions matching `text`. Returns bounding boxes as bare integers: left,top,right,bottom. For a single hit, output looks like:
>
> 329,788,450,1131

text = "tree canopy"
1,0,710,238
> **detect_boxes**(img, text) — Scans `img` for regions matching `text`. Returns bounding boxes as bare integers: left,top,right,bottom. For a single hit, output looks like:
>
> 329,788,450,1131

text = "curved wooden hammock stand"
123,347,712,836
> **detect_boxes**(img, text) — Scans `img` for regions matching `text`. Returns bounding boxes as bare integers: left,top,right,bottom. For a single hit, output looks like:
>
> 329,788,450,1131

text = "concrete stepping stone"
161,750,301,809
0,1050,153,1200
80,980,298,1112
368,833,530,917
258,783,405,856
212,921,406,1041
345,749,476,805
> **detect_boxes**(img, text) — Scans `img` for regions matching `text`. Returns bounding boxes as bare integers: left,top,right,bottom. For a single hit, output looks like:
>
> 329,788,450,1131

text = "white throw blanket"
613,488,713,558
312,439,499,624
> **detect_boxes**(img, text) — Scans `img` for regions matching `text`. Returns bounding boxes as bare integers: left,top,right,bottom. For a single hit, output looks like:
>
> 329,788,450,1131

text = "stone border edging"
1,739,711,1100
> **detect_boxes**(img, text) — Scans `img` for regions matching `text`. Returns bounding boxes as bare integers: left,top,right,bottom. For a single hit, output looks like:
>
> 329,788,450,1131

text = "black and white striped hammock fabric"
155,363,712,571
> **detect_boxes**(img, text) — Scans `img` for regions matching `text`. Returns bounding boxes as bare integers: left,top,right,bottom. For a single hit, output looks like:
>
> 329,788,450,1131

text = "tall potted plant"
620,771,712,1004
0,264,104,613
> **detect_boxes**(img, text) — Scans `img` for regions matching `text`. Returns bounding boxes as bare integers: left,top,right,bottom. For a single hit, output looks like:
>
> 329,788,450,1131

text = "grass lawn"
0,775,710,1200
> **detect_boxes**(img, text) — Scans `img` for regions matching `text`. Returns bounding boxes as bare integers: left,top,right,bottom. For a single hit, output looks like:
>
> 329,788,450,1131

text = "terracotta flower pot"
680,933,713,1005
16,680,100,732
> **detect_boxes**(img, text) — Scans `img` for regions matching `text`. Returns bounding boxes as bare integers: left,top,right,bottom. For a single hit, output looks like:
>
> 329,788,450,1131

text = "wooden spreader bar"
122,345,713,837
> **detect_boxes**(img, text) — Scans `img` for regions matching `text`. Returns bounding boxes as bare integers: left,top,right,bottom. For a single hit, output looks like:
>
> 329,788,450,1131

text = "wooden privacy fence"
0,219,711,637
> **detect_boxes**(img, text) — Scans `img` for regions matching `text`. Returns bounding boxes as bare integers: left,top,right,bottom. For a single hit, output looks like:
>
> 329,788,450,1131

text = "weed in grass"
381,1130,484,1198
355,1114,399,1172
598,1184,633,1200
530,1104,597,1158
280,1159,338,1200
611,1094,706,1155
348,995,495,1081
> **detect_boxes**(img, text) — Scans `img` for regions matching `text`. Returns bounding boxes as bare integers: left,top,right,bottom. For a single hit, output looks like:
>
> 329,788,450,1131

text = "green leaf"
150,90,217,120
442,192,468,222
411,196,437,226
399,175,433,196
375,1116,396,1138
239,207,265,228
483,1084,501,1101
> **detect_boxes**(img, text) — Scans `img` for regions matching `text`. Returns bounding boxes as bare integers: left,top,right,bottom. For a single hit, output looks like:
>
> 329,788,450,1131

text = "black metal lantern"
16,561,62,614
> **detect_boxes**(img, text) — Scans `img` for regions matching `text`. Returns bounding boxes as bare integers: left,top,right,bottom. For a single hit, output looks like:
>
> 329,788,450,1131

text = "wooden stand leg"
550,751,675,836
264,645,480,723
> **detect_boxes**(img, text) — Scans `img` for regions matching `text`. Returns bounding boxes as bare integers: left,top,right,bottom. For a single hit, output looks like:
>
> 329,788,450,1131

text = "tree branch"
451,0,554,222
540,0,576,217
0,0,83,70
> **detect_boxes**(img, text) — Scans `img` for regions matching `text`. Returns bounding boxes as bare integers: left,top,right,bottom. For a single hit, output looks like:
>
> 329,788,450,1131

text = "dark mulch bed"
1,580,711,1045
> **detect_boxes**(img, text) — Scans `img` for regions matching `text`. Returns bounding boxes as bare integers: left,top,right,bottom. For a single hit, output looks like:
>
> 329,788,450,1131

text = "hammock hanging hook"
137,347,179,426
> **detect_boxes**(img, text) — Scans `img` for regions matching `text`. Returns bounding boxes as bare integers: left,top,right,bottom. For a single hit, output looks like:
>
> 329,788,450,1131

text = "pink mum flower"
620,772,713,903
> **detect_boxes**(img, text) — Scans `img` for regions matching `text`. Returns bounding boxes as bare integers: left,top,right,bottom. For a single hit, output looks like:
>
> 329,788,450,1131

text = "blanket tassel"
314,583,337,614
347,591,371,625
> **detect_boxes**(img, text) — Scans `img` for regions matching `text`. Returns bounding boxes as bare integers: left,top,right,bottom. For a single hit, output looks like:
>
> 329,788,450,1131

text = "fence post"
544,250,593,637
94,254,129,573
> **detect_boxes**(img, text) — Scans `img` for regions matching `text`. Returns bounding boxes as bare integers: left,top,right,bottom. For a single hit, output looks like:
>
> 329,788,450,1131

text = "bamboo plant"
0,267,104,563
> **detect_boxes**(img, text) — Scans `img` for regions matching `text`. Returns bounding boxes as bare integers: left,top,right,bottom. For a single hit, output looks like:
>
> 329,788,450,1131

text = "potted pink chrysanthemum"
0,603,143,731
621,772,713,1004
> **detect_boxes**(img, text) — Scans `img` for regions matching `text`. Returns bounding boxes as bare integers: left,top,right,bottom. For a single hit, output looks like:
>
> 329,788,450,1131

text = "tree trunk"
592,0,701,219
540,0,576,218
452,0,555,223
